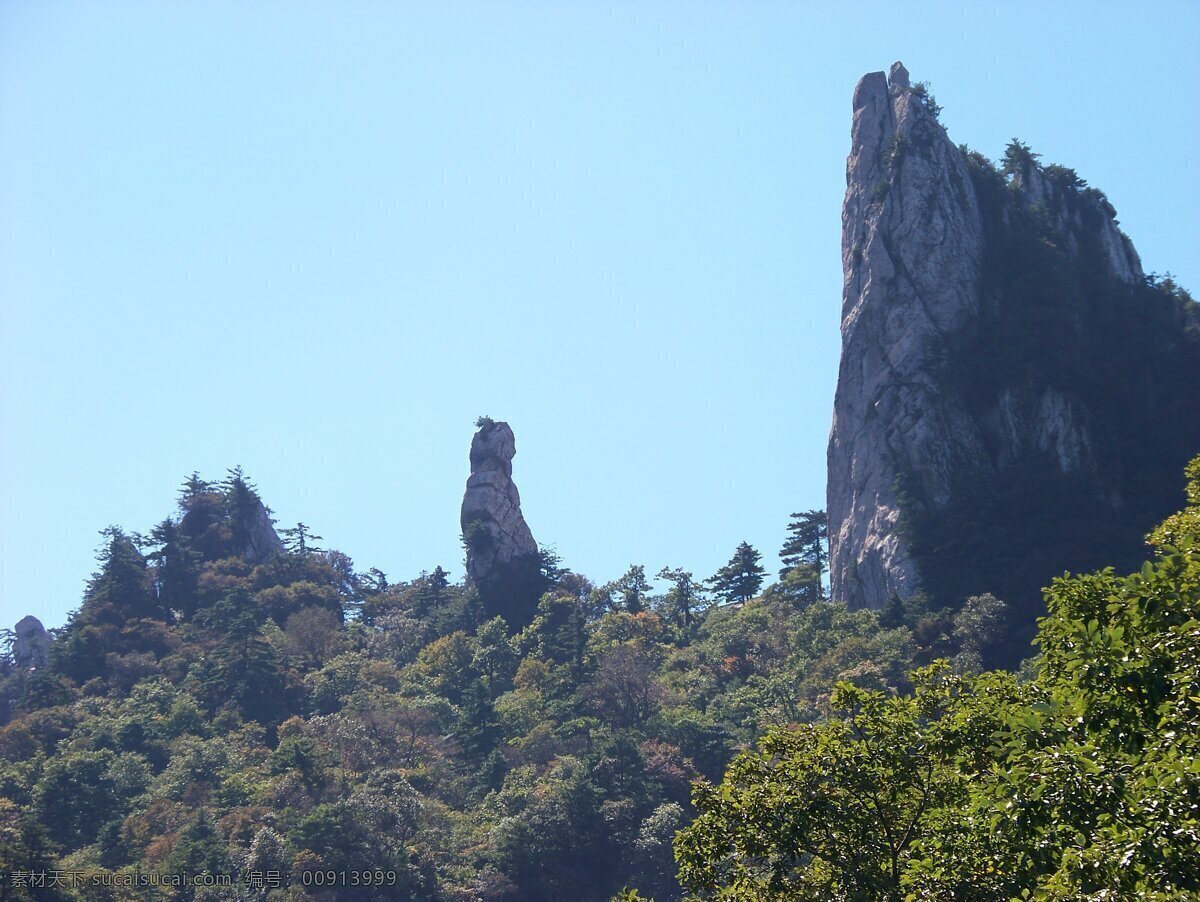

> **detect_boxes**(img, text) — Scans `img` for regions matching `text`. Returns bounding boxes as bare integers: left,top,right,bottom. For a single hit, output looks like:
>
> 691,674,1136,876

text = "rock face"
461,419,543,628
244,498,284,564
828,63,1200,648
12,615,50,669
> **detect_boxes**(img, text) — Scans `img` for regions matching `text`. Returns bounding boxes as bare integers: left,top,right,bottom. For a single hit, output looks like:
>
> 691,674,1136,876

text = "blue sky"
2,1,1197,630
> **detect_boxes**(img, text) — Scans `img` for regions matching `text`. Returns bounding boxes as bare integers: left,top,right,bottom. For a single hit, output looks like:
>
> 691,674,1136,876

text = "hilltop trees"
8,458,1200,899
655,567,706,631
81,528,159,624
708,542,766,604
3,468,918,900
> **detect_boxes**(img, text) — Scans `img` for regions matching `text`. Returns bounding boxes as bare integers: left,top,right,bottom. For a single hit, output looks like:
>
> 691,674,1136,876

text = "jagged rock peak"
832,61,985,610
460,418,539,605
12,615,49,669
827,63,1198,624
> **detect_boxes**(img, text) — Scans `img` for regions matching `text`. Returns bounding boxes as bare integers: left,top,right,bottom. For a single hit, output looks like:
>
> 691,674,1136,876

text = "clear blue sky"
2,1,1197,630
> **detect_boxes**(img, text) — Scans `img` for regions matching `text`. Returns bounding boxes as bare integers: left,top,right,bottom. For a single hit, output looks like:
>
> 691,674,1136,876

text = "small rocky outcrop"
828,62,1200,648
244,498,284,564
12,615,50,669
461,419,543,628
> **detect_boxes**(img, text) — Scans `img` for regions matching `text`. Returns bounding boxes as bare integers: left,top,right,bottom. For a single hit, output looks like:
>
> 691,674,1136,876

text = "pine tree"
178,472,212,502
222,467,261,552
177,471,224,559
708,542,766,604
779,510,828,583
209,607,286,723
280,522,323,556
146,518,201,619
655,567,706,629
615,564,652,614
82,527,160,624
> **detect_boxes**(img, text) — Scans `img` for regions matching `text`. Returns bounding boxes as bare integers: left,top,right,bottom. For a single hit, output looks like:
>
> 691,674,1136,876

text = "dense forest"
2,456,1198,899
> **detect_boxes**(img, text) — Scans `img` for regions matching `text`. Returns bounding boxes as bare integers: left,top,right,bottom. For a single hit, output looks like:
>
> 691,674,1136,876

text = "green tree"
0,798,59,899
950,592,1007,671
222,466,263,553
211,611,287,723
655,566,706,630
614,564,652,614
82,527,160,624
708,542,766,604
1001,137,1041,177
677,456,1200,900
474,616,519,694
146,517,201,619
280,521,323,556
520,594,587,679
32,749,121,850
1148,452,1200,549
269,735,328,792
675,666,1012,900
778,509,828,583
166,811,230,895
177,471,225,559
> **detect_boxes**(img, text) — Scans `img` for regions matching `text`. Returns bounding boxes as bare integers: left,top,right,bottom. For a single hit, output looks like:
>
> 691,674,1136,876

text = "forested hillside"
679,454,1200,899
1,469,1025,900
3,457,1198,900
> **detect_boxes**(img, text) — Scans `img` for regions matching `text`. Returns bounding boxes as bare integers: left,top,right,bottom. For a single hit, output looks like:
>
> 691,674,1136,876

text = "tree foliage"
7,458,1200,900
677,455,1200,899
709,542,766,604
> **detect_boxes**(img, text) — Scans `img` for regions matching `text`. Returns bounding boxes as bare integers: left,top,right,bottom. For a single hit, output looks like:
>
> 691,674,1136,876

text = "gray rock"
12,615,49,669
460,420,540,621
827,62,1162,611
244,498,284,563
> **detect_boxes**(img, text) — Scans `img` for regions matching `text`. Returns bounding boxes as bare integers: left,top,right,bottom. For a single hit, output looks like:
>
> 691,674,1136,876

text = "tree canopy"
676,455,1200,899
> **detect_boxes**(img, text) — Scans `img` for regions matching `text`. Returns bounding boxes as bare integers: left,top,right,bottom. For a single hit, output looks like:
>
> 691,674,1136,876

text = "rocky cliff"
461,418,544,628
828,63,1200,653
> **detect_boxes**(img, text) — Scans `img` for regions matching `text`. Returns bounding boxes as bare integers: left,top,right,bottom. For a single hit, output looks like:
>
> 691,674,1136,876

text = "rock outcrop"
12,615,50,669
244,498,284,564
828,63,1200,651
461,419,543,628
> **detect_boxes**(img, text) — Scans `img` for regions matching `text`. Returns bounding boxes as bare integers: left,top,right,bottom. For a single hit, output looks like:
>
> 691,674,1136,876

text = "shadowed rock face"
13,615,50,669
828,62,1199,628
461,420,542,627
244,498,284,564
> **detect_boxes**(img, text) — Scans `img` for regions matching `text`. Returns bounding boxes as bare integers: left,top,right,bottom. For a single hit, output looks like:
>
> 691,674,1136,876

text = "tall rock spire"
829,61,987,611
460,418,543,628
827,63,1199,654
